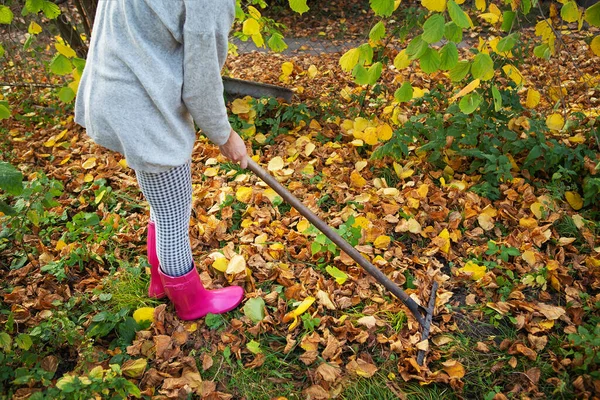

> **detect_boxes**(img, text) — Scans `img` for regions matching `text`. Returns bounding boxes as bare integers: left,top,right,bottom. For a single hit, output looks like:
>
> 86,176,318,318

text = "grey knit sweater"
75,0,236,172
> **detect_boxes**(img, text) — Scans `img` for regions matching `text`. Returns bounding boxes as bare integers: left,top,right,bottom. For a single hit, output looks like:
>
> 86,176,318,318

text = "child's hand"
219,129,248,169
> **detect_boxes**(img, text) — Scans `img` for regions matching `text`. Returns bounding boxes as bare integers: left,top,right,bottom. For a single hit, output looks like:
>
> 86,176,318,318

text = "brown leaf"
475,342,490,353
441,359,465,379
525,367,541,385
356,315,377,329
537,303,565,320
299,351,318,365
303,385,329,399
346,359,378,378
202,353,214,371
514,343,537,361
527,334,548,351
316,362,341,383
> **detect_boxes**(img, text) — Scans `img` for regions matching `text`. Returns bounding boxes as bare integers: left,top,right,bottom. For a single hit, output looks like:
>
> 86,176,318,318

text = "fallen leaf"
226,255,246,275
442,360,465,379
357,315,377,329
268,156,285,171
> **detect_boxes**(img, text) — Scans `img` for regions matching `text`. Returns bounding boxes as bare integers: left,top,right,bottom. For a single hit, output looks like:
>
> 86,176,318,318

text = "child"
75,0,246,320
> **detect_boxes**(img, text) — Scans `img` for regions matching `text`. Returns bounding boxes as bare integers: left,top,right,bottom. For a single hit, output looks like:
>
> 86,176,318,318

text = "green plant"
568,324,600,377
307,216,362,258
485,240,520,262
86,307,138,347
301,312,321,332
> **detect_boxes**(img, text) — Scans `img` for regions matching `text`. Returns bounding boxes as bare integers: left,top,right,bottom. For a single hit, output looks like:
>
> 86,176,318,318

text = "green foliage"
288,0,309,15
568,324,600,377
307,216,362,258
0,170,63,263
373,88,600,205
485,241,520,263
243,297,266,323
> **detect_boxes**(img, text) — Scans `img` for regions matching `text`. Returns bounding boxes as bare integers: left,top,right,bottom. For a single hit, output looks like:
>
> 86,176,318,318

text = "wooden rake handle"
246,157,428,326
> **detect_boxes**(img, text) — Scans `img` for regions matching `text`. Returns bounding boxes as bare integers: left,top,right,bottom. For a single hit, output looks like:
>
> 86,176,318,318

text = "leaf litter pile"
1,12,600,400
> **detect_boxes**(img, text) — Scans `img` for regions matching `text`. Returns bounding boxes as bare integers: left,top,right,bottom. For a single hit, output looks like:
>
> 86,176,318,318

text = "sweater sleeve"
181,2,233,146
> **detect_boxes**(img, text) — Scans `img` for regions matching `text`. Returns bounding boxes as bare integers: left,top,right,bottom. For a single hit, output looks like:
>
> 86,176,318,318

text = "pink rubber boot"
147,221,166,299
159,266,245,320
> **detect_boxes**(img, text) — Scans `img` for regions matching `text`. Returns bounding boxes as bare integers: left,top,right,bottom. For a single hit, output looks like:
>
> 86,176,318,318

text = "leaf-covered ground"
1,5,600,399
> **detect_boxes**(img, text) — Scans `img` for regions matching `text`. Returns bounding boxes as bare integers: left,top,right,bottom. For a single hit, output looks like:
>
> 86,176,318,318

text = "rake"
246,157,438,365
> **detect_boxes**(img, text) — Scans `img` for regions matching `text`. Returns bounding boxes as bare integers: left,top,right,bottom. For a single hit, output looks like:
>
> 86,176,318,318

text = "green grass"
200,335,306,399
103,264,162,311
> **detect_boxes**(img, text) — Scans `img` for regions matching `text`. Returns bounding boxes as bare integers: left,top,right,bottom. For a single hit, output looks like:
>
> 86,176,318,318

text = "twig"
0,82,60,88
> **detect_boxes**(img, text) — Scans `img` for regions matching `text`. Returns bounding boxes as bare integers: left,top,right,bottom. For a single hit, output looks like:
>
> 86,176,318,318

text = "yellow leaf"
55,240,67,251
362,127,378,146
297,219,310,233
374,235,391,249
522,250,537,266
546,113,564,131
475,0,486,11
459,261,486,280
519,217,538,229
121,358,148,379
247,5,262,19
283,297,316,330
95,189,106,204
82,158,97,169
412,87,426,98
407,218,422,234
304,142,316,156
355,160,368,171
281,61,294,78
353,216,371,229
83,173,94,183
479,12,500,24
204,167,219,177
262,188,280,204
489,3,502,16
591,36,600,56
226,254,246,275
353,117,369,133
422,0,447,12
212,257,228,272
133,307,155,323
393,50,410,70
442,360,466,379
268,156,285,171
254,233,267,244
565,191,583,210
350,170,367,188
377,123,393,141
243,18,261,35
252,33,265,48
530,202,545,219
236,187,253,203
231,98,251,115
451,79,480,102
308,64,318,78
55,42,77,59
438,228,451,253
339,48,360,72
28,21,42,35
393,162,414,179
525,89,541,108
502,65,524,85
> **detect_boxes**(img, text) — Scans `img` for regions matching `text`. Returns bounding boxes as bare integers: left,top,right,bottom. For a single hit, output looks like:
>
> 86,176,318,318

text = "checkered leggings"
135,162,194,277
